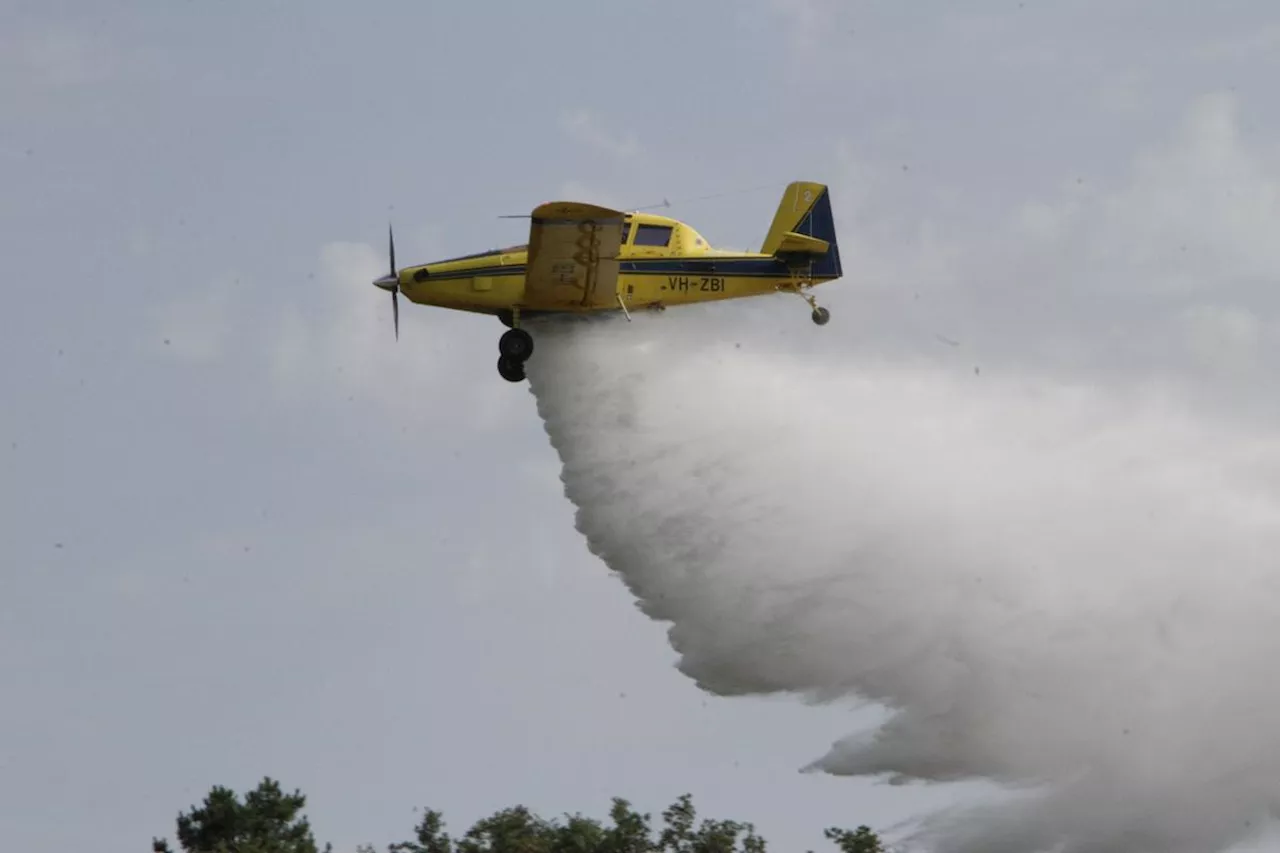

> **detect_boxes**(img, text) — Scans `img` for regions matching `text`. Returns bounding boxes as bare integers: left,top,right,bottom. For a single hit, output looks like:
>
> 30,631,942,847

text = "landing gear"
497,355,526,382
797,284,831,326
496,309,533,383
498,328,533,361
778,275,832,327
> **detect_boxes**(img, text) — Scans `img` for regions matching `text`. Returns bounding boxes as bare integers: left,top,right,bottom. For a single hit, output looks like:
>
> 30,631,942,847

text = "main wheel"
499,328,534,360
497,355,526,383
811,306,830,326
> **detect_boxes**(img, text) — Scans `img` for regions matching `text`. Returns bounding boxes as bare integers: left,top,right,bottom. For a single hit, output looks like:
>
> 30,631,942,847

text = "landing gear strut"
779,276,831,326
496,309,533,382
797,282,831,326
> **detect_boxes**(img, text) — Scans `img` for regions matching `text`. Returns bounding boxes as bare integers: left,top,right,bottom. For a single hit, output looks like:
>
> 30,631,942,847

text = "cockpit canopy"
619,213,711,255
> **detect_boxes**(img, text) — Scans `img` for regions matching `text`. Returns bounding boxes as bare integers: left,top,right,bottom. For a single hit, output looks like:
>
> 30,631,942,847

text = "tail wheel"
811,307,830,326
499,328,534,361
497,355,526,383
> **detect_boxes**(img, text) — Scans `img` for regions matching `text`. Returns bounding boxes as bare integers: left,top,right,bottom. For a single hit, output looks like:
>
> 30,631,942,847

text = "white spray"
523,302,1280,853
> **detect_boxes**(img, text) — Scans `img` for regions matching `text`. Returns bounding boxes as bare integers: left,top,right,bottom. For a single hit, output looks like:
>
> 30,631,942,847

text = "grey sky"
5,1,1280,851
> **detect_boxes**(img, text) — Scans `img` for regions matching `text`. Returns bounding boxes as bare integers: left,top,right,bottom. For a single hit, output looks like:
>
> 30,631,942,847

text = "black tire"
811,307,830,326
499,328,534,360
497,355,526,383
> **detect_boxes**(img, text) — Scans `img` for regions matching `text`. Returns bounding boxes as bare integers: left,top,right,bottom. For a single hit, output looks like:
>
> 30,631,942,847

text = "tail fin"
760,181,842,278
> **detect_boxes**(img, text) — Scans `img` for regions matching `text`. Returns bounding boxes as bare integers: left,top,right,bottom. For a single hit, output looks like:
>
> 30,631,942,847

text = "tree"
821,826,887,853
152,776,331,853
387,809,452,853
155,781,888,853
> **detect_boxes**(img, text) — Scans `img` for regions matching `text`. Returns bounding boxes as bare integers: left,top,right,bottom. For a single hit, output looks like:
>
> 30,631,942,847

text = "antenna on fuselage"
627,197,670,213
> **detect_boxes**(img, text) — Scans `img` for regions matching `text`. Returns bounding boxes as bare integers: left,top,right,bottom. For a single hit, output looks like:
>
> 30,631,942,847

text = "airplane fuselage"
396,212,838,317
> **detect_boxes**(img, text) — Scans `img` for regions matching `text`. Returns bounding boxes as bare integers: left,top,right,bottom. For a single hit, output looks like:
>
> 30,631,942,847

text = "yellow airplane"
372,180,843,382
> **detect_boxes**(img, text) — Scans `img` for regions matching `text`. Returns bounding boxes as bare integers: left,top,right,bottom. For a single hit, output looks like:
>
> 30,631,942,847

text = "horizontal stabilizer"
775,231,830,254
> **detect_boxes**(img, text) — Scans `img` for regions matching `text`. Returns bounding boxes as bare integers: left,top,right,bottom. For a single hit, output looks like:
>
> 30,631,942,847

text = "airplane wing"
523,201,625,310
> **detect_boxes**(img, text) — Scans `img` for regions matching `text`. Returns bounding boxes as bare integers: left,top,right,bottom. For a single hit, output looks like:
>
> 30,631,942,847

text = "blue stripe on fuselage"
420,255,841,283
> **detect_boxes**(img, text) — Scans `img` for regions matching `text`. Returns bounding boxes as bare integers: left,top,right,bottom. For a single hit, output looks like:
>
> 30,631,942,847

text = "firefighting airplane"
372,180,843,382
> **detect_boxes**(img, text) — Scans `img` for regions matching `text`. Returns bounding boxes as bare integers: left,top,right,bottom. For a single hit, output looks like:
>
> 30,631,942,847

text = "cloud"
559,109,640,160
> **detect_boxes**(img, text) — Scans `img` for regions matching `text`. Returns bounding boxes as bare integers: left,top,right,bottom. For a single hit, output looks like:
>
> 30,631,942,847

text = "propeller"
389,224,398,340
372,222,400,340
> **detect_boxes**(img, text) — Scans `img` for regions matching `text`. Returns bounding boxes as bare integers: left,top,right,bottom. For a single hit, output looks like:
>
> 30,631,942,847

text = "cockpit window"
633,224,673,247
619,221,632,245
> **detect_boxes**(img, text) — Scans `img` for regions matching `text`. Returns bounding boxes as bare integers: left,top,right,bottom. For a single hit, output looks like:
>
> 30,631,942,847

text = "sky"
5,1,1280,851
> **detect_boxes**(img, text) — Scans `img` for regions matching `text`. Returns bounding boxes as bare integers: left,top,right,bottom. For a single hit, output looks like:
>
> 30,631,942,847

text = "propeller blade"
387,221,399,341
388,222,396,275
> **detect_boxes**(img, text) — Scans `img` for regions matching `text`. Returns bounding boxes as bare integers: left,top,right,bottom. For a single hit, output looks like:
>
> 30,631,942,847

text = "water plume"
523,303,1280,853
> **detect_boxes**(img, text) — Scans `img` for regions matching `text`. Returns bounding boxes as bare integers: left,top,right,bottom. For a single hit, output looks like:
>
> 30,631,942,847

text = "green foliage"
152,777,331,853
155,780,888,853
821,826,887,853
388,809,452,853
